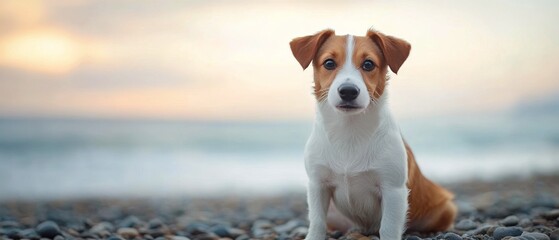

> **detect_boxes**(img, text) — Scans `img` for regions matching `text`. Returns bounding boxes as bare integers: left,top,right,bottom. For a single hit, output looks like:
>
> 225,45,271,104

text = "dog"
289,29,457,240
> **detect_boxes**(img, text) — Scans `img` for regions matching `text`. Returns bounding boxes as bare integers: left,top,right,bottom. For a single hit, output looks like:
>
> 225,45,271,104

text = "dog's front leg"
305,180,330,240
379,186,408,240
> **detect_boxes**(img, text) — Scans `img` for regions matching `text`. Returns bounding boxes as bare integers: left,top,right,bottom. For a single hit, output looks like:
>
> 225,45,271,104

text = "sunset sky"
1,0,558,120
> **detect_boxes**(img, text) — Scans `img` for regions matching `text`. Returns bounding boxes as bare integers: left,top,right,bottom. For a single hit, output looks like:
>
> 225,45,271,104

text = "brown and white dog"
290,29,457,240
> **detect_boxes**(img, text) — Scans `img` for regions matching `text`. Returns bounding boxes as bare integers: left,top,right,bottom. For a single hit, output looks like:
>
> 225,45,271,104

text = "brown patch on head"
312,35,347,101
367,29,411,74
290,29,335,70
353,36,388,100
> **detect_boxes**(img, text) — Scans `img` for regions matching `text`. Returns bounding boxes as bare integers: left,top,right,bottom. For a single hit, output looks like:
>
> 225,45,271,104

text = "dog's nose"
338,83,360,101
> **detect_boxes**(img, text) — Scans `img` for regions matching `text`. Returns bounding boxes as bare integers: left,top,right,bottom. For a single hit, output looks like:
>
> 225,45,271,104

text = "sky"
1,0,558,121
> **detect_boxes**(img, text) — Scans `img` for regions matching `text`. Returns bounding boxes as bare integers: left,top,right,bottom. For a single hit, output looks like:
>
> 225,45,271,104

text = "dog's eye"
362,60,375,71
323,59,337,70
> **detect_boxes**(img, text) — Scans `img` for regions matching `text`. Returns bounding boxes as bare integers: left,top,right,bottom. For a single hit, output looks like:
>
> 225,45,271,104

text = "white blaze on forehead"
344,35,355,70
325,34,371,112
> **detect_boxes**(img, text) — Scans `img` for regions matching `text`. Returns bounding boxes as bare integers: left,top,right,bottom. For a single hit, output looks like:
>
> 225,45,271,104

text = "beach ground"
1,174,558,240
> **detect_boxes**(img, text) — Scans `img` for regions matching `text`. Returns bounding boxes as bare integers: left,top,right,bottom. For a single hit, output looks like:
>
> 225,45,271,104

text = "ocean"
1,114,558,200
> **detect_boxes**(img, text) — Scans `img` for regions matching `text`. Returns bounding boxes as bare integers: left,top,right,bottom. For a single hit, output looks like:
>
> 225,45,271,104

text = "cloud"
1,0,559,120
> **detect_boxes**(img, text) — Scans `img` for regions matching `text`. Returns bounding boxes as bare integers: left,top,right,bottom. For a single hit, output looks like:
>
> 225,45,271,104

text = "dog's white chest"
327,169,383,232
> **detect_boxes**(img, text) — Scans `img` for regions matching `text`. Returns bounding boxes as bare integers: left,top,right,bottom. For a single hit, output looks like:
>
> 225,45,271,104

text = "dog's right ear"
289,29,335,70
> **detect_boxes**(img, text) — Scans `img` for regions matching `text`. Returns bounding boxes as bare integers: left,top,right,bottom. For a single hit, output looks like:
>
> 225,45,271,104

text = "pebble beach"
0,174,557,240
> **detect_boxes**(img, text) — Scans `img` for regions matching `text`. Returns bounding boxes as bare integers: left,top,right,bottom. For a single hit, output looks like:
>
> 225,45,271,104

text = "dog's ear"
367,30,411,74
290,29,335,70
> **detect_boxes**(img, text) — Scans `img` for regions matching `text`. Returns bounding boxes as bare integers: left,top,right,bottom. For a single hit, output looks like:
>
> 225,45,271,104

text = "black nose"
338,83,360,101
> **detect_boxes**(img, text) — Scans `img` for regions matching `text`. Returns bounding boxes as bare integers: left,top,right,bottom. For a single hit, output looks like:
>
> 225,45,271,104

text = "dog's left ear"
367,30,411,74
290,29,335,70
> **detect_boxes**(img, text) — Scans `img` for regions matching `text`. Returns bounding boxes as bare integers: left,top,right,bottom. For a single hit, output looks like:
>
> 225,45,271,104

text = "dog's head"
290,29,410,114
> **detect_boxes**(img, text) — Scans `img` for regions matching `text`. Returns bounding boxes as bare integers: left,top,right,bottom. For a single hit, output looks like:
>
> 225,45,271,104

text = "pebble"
209,225,231,238
273,219,305,233
405,236,422,240
551,230,559,240
20,228,39,239
172,236,191,240
330,231,344,239
185,222,210,235
443,232,462,240
521,231,551,240
54,235,64,240
501,215,520,226
36,221,62,239
235,234,250,240
543,209,559,220
107,236,125,240
468,224,494,235
289,226,308,239
148,218,165,229
117,227,139,238
0,220,20,229
227,228,246,238
119,215,143,228
90,221,115,234
455,219,478,231
493,227,523,240
519,218,533,228
4,228,20,239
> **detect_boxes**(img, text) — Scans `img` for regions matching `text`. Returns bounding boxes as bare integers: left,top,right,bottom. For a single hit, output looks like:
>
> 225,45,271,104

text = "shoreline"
1,174,558,240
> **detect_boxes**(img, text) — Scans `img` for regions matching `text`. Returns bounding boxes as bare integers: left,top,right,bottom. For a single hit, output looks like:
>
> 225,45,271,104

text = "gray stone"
455,219,478,231
405,236,422,240
171,236,191,240
493,227,523,240
289,226,308,239
330,231,344,239
444,232,462,240
90,221,115,234
550,229,559,240
107,237,125,240
20,228,40,239
521,232,551,240
53,235,64,240
469,224,494,235
119,215,143,228
543,209,559,220
252,219,273,230
117,227,139,239
4,228,21,239
227,228,246,238
235,234,250,240
209,225,229,238
193,233,220,240
501,215,520,226
251,219,273,237
273,219,305,233
36,221,62,239
185,222,209,235
148,218,165,229
0,220,20,229
519,218,533,228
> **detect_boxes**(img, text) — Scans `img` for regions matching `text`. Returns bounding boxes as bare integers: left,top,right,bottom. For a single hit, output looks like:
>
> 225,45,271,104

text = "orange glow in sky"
0,1,558,120
0,29,83,74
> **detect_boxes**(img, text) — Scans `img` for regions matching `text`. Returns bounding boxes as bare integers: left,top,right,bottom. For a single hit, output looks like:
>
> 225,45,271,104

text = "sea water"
0,114,558,199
